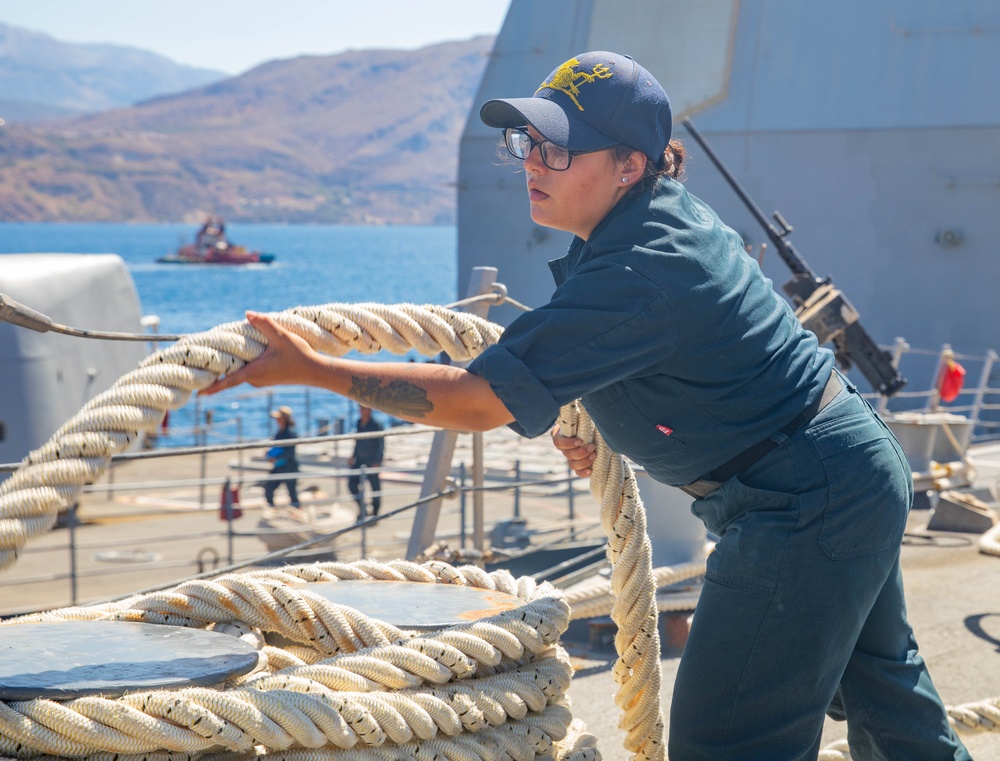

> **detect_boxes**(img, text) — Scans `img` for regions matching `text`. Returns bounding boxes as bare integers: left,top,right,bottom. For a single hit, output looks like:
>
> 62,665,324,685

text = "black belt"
681,372,844,500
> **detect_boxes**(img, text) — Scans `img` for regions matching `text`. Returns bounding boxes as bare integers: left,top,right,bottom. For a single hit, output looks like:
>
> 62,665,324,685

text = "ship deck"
2,429,999,758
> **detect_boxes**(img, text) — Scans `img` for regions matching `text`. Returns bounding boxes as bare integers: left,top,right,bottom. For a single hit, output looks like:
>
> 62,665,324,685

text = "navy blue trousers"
670,380,970,760
265,464,300,508
349,470,381,516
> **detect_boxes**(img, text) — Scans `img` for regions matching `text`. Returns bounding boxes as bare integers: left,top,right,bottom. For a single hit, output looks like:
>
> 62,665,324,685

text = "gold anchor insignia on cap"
536,58,612,111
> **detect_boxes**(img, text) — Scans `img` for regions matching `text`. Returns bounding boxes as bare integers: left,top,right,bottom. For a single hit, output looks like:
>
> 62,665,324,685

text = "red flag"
937,359,966,403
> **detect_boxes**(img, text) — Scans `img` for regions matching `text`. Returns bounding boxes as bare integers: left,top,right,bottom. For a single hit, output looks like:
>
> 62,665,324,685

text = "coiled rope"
1,560,592,761
0,302,664,761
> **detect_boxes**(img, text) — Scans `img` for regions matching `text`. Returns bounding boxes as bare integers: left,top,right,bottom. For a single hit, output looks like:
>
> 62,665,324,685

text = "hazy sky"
0,0,511,74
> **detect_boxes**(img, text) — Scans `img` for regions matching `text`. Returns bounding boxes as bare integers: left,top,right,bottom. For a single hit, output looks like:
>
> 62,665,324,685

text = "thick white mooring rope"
556,400,665,761
1,301,998,760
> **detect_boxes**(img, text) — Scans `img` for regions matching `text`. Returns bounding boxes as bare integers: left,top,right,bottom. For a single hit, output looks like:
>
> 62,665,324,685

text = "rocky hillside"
0,23,225,121
0,36,494,225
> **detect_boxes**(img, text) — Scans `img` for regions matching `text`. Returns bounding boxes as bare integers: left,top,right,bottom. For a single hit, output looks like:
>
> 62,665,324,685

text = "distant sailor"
264,405,300,508
347,405,384,517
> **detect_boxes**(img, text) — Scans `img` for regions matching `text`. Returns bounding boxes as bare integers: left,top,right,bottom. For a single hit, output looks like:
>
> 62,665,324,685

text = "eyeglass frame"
502,127,596,171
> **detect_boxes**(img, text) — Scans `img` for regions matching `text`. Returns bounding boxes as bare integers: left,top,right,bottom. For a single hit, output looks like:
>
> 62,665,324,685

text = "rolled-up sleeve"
467,343,561,437
466,261,677,438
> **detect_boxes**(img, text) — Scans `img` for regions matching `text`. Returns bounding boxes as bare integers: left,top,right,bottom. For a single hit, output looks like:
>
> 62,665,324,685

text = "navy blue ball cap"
480,51,672,165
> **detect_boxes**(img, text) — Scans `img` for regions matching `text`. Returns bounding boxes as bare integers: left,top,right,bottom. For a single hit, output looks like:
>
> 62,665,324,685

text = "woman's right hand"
200,311,319,396
550,426,597,477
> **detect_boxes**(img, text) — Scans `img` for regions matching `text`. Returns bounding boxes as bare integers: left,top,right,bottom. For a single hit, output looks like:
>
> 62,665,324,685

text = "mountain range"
0,30,494,224
0,23,226,121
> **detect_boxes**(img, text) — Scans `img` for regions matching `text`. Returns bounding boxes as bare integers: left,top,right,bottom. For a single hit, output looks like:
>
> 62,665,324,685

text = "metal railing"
0,424,596,618
868,339,1000,443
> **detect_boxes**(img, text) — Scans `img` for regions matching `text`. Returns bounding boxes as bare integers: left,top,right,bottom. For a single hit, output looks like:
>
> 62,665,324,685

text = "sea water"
0,223,461,445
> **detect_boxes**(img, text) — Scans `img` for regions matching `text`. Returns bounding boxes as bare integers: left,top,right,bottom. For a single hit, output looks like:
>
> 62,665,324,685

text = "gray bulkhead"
458,0,1000,383
0,255,147,464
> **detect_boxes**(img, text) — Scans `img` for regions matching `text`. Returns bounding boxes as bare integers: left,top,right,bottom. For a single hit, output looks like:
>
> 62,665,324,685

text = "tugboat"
157,217,275,265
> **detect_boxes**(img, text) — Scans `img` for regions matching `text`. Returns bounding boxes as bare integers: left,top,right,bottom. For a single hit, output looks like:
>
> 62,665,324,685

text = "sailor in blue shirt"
204,51,970,761
467,168,834,488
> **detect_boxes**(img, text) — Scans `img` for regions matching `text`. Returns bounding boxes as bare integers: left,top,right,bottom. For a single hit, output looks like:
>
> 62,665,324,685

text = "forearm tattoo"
348,375,434,418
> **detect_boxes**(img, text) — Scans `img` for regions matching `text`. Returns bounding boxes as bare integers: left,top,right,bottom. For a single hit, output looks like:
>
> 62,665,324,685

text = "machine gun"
681,118,906,397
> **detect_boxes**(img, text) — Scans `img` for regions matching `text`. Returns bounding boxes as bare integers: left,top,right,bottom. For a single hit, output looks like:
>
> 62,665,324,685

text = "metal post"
926,344,952,412
236,416,244,492
970,350,998,431
459,462,467,549
334,417,344,498
199,409,210,508
305,388,312,436
407,266,499,560
513,459,521,518
472,432,485,552
68,503,78,606
876,337,909,416
567,462,576,539
194,395,202,446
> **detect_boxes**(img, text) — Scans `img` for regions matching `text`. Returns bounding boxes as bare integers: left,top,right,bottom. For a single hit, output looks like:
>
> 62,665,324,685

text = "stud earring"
621,177,629,183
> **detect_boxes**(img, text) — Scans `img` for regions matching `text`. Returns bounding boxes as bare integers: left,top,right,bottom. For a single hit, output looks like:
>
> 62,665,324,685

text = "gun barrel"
681,118,815,280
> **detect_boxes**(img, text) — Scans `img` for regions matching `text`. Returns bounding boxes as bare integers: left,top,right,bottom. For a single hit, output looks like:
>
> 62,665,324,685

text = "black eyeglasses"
503,127,579,171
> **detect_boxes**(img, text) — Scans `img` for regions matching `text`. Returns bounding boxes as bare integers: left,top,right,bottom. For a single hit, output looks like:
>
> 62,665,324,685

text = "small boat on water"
157,216,275,265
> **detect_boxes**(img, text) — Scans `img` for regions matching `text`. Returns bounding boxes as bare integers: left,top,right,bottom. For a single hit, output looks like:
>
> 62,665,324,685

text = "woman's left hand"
550,426,597,477
200,311,319,396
